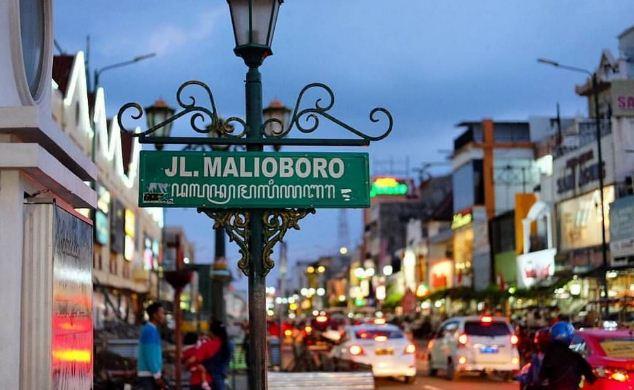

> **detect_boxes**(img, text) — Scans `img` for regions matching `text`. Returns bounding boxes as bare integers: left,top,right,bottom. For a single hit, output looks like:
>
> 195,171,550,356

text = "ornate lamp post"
118,2,393,388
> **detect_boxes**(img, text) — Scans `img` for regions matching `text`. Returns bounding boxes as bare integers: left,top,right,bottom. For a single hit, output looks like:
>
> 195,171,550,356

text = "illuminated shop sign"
516,248,556,288
370,177,409,197
123,210,136,262
451,209,473,230
558,186,614,251
429,260,452,290
95,185,110,245
97,186,110,214
95,211,109,245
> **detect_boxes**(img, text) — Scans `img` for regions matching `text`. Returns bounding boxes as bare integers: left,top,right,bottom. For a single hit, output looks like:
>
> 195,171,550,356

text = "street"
376,375,518,389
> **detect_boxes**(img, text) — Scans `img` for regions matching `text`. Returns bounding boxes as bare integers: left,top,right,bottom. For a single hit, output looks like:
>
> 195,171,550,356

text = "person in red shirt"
182,332,222,390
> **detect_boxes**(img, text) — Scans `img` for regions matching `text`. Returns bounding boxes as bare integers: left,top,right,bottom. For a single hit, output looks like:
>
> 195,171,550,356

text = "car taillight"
595,367,629,382
481,316,492,323
404,344,416,354
510,334,519,345
610,371,629,383
349,345,364,356
458,333,468,345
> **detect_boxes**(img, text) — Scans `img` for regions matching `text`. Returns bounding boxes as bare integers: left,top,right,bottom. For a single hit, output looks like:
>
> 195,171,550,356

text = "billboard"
610,195,634,261
516,248,556,288
52,207,93,389
611,80,634,117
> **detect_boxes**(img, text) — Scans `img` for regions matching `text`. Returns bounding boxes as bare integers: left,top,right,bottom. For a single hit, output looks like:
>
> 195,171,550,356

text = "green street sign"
138,151,370,209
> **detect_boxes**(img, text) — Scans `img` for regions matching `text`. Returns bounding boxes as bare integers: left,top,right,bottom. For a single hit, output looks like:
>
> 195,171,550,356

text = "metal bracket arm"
117,80,393,148
199,208,314,276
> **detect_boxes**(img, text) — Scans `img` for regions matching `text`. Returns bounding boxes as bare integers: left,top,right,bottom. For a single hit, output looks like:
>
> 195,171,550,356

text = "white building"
50,52,164,328
0,0,96,386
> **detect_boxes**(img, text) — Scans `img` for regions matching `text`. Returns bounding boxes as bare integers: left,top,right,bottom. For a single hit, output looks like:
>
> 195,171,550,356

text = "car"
425,315,520,380
571,328,634,389
331,323,417,383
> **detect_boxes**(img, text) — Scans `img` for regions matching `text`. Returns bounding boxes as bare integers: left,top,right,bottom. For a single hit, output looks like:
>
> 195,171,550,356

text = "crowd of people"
135,302,234,390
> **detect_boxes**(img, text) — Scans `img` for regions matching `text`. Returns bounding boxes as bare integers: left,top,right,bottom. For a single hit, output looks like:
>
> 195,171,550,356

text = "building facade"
51,52,164,327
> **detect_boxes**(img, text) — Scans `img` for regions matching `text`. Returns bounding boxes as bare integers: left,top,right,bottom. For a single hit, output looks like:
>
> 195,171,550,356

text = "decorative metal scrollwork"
117,80,393,147
262,209,314,275
261,83,393,142
117,80,247,139
200,208,313,276
200,209,251,276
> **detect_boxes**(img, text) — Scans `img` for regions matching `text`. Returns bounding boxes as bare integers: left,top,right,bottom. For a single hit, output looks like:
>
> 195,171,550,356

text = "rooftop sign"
370,177,409,197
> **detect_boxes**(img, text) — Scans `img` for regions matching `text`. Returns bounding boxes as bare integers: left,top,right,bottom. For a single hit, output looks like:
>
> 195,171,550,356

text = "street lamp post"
538,57,610,320
93,52,156,93
118,1,394,388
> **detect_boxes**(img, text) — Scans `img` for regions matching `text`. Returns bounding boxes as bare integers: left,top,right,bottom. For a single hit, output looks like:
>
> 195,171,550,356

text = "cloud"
146,7,224,55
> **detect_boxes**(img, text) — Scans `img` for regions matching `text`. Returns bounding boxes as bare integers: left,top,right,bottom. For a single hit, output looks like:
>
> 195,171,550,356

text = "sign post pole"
244,65,268,390
118,40,391,390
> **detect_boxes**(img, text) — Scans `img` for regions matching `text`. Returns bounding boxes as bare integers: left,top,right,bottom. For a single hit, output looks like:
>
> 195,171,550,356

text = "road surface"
376,375,518,389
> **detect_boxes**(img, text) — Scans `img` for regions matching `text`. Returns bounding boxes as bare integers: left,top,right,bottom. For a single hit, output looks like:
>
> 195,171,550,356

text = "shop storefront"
451,206,489,289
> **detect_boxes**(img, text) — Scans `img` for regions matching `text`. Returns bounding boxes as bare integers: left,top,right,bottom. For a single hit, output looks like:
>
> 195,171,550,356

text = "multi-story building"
451,120,537,291
51,53,164,327
390,175,452,312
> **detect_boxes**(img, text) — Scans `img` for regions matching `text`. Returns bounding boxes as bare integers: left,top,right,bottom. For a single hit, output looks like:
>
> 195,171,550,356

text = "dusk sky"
55,1,633,289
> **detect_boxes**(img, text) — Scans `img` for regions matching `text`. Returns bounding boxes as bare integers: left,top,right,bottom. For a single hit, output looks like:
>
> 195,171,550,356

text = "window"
452,160,484,212
464,321,511,336
570,335,589,357
19,0,45,97
439,321,458,337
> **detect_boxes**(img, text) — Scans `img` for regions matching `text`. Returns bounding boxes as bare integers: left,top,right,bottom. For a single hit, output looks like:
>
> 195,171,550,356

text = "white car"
426,316,520,380
332,323,417,382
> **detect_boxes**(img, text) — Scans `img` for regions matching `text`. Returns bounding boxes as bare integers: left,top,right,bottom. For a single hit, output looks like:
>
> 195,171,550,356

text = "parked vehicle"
425,315,520,380
331,323,417,383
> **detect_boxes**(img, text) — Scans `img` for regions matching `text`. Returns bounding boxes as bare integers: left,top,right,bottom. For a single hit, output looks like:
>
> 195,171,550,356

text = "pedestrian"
137,302,167,390
203,321,233,390
539,321,597,389
182,332,222,390
517,328,550,390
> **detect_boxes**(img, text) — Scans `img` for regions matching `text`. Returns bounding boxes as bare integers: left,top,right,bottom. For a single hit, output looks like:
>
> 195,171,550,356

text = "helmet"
550,321,575,345
533,328,550,350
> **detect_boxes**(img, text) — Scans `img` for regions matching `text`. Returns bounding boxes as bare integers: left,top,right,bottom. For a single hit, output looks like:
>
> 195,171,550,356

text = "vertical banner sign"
138,151,371,208
52,207,93,389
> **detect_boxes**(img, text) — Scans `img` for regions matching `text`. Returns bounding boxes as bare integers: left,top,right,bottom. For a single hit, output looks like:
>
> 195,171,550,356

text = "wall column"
0,170,24,389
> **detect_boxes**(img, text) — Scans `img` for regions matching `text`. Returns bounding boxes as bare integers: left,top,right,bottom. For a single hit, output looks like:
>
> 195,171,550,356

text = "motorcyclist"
539,321,596,389
517,328,550,390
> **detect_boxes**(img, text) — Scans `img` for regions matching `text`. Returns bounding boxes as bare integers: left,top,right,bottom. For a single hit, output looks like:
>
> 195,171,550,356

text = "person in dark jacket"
539,321,596,389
